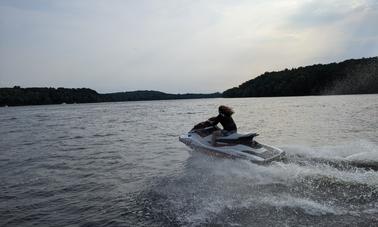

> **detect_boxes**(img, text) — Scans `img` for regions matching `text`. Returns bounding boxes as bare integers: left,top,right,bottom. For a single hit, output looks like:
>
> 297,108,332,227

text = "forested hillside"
0,87,220,106
223,57,378,97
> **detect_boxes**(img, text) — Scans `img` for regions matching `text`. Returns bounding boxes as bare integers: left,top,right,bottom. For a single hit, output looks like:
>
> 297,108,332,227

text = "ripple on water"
0,96,377,226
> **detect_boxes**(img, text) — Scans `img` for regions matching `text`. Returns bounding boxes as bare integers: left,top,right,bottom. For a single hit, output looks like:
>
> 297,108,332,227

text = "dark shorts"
221,130,236,136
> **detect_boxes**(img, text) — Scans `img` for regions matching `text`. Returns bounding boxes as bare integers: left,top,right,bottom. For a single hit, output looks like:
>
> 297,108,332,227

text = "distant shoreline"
0,87,221,107
224,56,378,97
1,89,377,108
1,56,377,107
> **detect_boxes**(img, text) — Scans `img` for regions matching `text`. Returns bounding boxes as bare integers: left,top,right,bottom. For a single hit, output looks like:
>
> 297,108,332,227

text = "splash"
284,140,378,170
144,141,378,226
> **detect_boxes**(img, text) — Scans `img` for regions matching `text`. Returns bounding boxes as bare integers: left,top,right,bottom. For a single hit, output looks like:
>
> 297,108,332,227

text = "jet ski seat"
218,133,259,141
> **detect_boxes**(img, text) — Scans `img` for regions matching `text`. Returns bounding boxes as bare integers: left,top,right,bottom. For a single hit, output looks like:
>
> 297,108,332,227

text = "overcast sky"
1,0,377,93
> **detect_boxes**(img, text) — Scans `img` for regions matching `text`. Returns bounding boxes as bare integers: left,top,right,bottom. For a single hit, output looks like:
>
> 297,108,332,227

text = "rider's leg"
212,130,222,146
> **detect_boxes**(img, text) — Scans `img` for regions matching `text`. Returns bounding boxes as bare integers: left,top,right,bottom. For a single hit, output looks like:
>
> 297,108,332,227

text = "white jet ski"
179,123,285,164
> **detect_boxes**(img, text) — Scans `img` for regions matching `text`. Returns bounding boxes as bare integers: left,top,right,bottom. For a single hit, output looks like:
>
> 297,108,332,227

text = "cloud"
0,0,377,93
285,0,378,59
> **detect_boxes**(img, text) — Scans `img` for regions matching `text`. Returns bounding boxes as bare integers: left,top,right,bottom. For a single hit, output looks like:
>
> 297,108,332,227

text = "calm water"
1,95,378,226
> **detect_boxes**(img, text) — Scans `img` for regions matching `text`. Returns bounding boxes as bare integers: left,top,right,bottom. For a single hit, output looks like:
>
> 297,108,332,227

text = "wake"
141,140,378,226
283,140,378,171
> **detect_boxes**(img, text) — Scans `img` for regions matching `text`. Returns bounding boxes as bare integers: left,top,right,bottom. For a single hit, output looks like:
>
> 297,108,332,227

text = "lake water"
1,95,378,226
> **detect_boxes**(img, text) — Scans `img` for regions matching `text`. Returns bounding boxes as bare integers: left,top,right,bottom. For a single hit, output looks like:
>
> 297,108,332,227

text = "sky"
0,0,378,93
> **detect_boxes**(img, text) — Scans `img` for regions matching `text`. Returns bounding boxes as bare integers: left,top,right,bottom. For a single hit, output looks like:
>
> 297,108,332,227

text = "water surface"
1,95,377,226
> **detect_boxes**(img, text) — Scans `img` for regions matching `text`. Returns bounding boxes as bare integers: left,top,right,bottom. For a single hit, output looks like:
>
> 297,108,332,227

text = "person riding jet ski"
207,105,237,146
180,106,285,163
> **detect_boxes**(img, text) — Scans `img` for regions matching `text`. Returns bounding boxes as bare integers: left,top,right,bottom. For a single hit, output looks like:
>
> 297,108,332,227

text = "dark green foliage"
223,57,378,97
0,87,100,106
102,90,221,102
0,87,221,106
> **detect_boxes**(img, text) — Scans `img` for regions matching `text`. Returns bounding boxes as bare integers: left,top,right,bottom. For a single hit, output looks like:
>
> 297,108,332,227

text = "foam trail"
147,147,378,226
283,140,378,170
256,195,347,216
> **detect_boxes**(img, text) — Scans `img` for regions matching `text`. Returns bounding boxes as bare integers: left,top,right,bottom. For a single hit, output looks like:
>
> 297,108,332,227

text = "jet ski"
179,121,285,164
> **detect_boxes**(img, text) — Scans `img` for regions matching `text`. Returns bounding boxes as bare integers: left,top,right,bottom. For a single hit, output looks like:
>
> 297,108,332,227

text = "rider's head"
218,105,234,116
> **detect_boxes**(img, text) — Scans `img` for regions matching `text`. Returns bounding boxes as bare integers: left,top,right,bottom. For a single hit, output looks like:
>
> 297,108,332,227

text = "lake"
1,95,377,226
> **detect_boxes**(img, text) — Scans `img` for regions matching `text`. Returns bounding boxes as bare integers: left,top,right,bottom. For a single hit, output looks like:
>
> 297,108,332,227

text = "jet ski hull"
179,131,285,164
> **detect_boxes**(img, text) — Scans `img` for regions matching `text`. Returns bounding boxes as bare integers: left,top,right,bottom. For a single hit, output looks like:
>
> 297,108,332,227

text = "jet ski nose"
179,134,191,145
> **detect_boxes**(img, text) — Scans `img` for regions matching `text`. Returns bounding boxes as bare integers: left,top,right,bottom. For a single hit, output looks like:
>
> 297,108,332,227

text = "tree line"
0,87,221,107
223,57,378,97
1,56,377,106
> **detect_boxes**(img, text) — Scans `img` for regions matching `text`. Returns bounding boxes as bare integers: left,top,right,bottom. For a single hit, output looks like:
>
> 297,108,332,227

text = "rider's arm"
208,115,220,126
